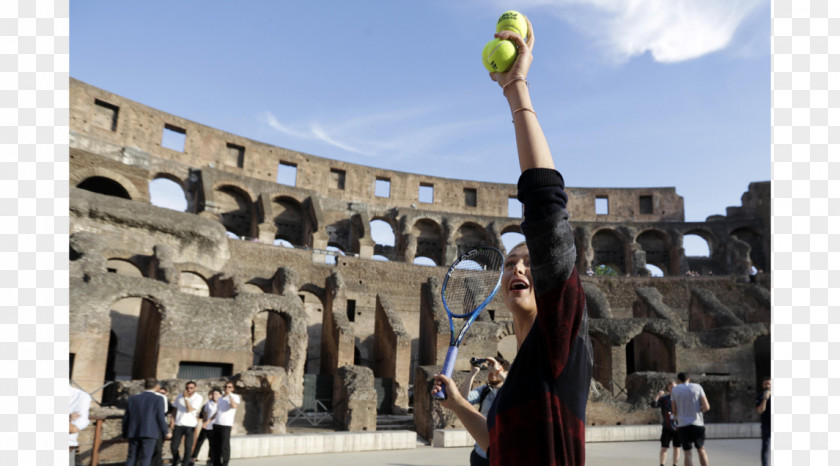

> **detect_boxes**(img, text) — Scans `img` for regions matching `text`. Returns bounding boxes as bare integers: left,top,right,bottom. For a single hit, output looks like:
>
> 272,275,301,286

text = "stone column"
333,365,377,431
374,295,412,414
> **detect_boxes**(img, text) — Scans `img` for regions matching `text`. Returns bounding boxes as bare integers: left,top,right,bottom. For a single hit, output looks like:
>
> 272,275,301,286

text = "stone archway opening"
413,219,443,265
500,231,525,255
637,230,670,276
626,332,674,375
683,233,711,257
252,310,290,368
298,289,324,374
273,197,309,247
131,298,163,380
645,264,664,277
455,222,489,256
370,219,396,260
179,271,210,296
216,185,254,239
413,256,437,266
149,177,187,212
78,176,132,199
593,229,626,274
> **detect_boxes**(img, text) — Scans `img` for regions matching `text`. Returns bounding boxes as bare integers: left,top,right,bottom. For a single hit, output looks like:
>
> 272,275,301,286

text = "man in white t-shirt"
170,381,203,466
671,372,711,466
212,382,240,466
69,385,92,466
191,388,220,465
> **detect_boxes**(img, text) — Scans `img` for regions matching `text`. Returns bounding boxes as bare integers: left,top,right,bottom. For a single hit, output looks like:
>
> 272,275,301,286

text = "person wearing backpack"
460,356,509,466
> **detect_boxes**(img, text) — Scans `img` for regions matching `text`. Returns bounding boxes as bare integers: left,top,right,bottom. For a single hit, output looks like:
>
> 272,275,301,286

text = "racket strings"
443,250,503,315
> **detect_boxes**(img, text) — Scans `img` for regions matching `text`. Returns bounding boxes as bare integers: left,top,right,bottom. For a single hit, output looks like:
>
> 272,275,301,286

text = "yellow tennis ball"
482,38,517,73
496,10,528,40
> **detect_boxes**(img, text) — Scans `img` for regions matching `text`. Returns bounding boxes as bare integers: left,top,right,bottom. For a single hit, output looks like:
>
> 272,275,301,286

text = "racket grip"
433,346,459,400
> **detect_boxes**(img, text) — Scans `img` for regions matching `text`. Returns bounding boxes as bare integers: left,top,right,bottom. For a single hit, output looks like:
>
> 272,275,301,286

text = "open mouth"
509,279,529,291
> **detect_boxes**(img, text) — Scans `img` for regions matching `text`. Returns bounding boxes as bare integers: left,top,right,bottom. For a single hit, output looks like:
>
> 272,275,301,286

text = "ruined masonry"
69,78,770,461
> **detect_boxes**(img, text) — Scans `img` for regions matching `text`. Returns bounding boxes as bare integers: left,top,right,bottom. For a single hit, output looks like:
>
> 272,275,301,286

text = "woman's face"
501,244,536,314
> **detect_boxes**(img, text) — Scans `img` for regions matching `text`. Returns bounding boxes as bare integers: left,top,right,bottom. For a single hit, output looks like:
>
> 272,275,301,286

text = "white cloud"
260,106,495,161
491,0,767,63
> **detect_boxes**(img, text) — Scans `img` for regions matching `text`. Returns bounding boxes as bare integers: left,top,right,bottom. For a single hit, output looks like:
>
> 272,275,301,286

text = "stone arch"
78,176,131,199
273,195,310,247
103,297,141,382
71,166,144,201
149,172,189,212
730,226,766,271
325,218,353,254
636,229,670,275
625,330,675,375
252,309,291,368
150,171,187,192
682,228,716,257
179,271,210,297
499,223,525,255
370,216,397,260
454,221,490,256
106,294,167,381
592,228,626,274
412,218,444,266
215,184,255,238
297,287,324,375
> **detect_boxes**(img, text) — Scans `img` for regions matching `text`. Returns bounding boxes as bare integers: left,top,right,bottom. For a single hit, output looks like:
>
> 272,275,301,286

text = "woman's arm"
491,18,553,173
432,374,490,450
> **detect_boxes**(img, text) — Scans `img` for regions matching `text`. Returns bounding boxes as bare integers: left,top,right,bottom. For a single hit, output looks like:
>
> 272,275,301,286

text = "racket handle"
433,346,459,400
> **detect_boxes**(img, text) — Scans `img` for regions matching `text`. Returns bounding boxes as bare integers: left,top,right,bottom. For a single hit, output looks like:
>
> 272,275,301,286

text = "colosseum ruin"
69,77,770,462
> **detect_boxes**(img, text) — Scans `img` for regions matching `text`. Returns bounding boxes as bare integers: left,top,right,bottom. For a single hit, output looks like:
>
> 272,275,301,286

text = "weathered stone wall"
374,295,412,414
333,365,377,431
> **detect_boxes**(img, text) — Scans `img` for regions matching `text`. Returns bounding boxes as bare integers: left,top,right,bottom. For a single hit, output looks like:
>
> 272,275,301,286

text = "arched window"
413,219,443,265
370,219,395,260
78,176,131,199
149,177,187,212
501,231,525,255
683,233,711,257
592,229,625,274
216,186,253,238
637,230,670,275
413,256,437,266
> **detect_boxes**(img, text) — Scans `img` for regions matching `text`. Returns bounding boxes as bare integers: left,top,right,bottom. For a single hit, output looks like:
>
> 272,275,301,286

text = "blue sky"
70,0,770,226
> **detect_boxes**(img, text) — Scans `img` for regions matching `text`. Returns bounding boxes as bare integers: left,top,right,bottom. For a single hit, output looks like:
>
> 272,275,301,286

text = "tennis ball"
496,10,528,39
482,38,517,73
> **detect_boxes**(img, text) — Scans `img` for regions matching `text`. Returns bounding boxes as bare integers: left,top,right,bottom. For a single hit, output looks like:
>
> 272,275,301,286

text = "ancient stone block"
333,365,377,432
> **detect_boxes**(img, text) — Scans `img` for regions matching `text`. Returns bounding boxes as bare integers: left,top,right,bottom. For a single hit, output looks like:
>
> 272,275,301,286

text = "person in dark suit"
123,378,171,466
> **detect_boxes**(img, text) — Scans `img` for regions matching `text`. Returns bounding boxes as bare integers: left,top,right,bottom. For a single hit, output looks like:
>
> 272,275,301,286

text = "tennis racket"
433,246,504,400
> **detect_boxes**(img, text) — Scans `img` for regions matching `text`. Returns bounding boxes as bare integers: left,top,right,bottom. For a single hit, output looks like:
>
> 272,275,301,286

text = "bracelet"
502,76,528,94
492,368,502,375
512,107,537,117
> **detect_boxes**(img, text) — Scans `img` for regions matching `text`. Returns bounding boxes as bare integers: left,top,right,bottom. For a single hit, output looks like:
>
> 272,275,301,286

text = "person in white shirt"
212,382,240,466
671,372,711,466
69,385,92,466
170,381,202,466
191,388,220,466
